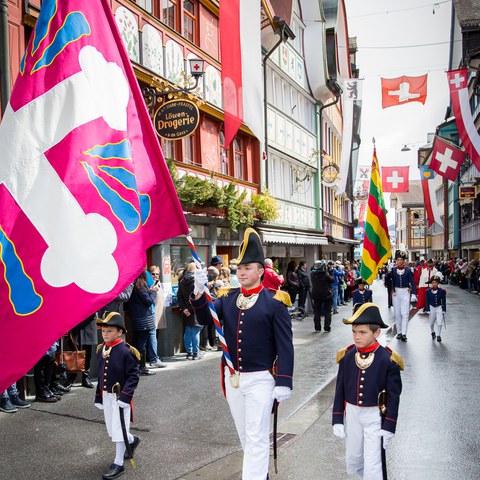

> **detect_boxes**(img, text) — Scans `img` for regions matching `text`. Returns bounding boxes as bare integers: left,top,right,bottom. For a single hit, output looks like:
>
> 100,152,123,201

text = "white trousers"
429,306,444,333
392,288,410,335
103,392,134,443
345,403,382,480
225,368,275,480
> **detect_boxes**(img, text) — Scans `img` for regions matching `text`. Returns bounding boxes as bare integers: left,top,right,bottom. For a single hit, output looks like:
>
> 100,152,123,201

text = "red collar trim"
357,341,379,354
241,284,264,296
106,339,123,348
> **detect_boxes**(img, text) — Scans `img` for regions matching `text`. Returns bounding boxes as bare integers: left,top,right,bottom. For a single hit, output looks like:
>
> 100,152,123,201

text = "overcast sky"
344,0,453,221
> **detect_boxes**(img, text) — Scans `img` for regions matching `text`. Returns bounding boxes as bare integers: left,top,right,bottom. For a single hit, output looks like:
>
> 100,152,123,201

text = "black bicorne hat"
427,275,442,284
343,303,389,328
395,249,408,260
355,277,367,286
96,312,126,333
236,228,264,267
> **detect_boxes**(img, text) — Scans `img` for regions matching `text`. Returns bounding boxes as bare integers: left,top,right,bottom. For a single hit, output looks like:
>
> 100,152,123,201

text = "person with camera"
311,261,334,332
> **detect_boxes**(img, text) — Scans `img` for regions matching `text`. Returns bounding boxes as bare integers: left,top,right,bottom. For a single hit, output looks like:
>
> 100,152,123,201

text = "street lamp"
142,58,205,115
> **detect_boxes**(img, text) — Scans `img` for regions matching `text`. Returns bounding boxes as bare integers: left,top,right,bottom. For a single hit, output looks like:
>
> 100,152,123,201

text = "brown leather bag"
55,332,86,373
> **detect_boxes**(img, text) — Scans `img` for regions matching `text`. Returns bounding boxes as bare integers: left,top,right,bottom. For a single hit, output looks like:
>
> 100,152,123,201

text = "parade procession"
1,1,480,480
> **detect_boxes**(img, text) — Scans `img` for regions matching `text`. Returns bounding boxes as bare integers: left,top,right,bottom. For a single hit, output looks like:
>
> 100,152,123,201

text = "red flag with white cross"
381,166,409,192
381,74,428,108
429,135,465,182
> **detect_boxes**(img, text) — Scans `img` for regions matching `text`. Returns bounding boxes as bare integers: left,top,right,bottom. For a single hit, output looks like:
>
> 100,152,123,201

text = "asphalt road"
1,280,479,480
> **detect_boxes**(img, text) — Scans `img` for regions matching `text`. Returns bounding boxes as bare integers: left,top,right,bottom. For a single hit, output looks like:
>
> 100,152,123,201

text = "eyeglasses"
151,273,160,276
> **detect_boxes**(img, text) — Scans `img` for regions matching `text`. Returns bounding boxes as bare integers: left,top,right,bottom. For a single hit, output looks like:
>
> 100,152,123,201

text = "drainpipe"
0,0,11,115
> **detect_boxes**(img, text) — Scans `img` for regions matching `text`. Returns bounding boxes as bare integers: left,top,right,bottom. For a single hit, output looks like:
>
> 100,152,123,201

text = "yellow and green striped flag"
360,149,391,284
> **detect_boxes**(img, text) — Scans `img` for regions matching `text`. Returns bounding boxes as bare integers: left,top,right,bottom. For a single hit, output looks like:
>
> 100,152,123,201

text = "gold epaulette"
273,289,292,307
389,350,405,371
336,344,355,363
217,286,239,298
96,342,105,354
126,343,141,361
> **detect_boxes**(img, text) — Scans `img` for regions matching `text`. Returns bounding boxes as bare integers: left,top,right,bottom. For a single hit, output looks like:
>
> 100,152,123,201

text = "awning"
333,237,360,245
258,228,328,245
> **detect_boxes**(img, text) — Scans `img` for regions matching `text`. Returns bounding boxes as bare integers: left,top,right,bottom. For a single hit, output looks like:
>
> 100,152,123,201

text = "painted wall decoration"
115,6,139,62
204,65,222,108
142,24,163,75
165,39,184,86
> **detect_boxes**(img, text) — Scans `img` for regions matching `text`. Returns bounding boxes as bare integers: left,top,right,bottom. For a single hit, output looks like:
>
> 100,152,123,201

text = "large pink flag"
0,0,189,391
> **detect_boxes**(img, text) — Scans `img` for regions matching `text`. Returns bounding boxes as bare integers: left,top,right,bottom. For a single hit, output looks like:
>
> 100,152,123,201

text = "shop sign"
290,246,305,257
269,245,286,257
459,186,476,199
154,99,200,139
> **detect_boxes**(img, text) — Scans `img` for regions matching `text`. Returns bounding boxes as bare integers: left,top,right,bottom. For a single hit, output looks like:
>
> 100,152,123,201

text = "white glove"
94,403,104,410
410,294,417,303
118,400,130,409
194,268,208,295
271,386,291,403
378,429,395,448
333,424,345,438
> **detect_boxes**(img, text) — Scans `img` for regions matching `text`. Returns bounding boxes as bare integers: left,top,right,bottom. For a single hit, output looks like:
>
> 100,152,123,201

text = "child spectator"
333,303,404,479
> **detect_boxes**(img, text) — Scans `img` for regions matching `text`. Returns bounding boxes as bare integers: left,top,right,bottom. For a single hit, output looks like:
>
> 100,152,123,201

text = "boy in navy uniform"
333,303,404,480
386,249,417,342
192,228,294,480
95,312,141,480
351,277,373,308
425,275,447,342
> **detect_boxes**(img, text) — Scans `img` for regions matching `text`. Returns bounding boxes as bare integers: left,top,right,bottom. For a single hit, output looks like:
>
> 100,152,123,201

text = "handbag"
55,332,86,373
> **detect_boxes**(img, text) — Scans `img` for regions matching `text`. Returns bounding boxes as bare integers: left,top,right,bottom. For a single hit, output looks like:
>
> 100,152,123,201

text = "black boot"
64,373,77,388
82,371,94,389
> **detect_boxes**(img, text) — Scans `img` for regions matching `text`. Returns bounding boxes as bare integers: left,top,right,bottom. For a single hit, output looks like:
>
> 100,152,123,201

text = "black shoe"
10,396,31,409
45,388,61,400
124,436,141,459
401,335,407,342
324,327,331,332
53,382,71,393
35,392,57,403
140,368,156,376
431,332,436,339
82,373,94,389
437,336,442,342
396,334,402,339
186,352,193,360
102,463,125,480
0,398,18,413
49,387,64,396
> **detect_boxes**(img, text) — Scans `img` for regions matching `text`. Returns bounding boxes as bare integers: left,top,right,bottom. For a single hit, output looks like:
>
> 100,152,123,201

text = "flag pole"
185,235,237,381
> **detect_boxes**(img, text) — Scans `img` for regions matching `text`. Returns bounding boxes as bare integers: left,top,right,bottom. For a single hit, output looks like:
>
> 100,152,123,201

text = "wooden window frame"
182,0,197,44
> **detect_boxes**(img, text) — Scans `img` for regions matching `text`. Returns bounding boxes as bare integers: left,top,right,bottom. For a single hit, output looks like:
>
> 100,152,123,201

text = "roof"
454,0,480,28
390,180,423,207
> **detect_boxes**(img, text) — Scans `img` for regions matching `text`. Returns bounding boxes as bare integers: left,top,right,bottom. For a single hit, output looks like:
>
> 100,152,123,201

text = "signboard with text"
459,186,476,199
154,99,200,139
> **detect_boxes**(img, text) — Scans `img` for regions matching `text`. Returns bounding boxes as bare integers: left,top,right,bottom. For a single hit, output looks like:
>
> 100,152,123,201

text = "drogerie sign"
154,99,200,139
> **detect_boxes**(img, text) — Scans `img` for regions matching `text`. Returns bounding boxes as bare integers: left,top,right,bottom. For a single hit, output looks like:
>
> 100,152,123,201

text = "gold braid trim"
389,351,405,371
217,286,240,298
127,344,141,361
96,342,105,354
336,348,347,363
273,289,292,307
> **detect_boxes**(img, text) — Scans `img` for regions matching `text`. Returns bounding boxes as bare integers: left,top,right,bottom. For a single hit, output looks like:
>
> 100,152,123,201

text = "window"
183,1,196,43
137,0,153,13
183,135,195,165
234,137,244,179
162,0,178,30
220,131,228,175
163,139,176,160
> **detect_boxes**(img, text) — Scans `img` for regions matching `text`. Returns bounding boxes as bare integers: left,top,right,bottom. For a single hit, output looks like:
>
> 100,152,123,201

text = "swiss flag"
429,135,465,181
381,74,428,108
382,166,409,192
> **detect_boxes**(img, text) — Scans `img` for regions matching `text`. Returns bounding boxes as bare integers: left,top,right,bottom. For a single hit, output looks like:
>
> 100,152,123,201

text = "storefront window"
183,1,196,43
189,224,208,238
137,0,153,13
220,131,228,175
170,244,209,286
217,227,232,240
162,0,178,30
163,139,176,160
